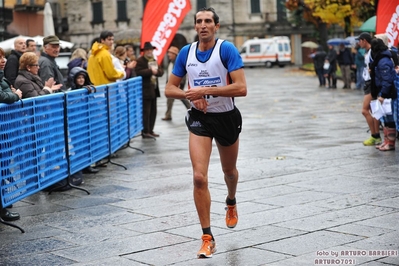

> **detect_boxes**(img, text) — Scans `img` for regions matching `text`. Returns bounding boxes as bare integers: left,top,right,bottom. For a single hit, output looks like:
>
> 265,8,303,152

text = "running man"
165,7,247,259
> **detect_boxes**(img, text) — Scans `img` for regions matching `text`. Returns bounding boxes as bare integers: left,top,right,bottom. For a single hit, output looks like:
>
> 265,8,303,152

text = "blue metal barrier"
0,77,142,208
108,82,129,154
127,77,143,139
66,85,110,173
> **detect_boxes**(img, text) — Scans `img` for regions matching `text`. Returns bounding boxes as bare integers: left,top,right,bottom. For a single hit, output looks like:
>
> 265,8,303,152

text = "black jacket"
4,50,23,86
326,48,338,73
68,67,91,90
313,47,327,70
337,48,354,66
135,56,164,99
38,52,66,91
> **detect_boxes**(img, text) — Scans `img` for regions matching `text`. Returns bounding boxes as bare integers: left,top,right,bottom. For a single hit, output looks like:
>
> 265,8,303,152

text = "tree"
286,0,375,48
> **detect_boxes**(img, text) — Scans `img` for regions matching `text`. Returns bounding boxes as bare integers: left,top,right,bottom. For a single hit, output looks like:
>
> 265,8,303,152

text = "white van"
240,36,292,68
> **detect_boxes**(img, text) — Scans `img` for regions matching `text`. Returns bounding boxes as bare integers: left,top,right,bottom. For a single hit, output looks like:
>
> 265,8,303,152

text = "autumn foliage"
285,0,375,33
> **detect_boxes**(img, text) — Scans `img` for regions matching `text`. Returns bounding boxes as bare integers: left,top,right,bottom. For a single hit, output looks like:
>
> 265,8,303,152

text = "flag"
141,0,191,63
376,1,399,47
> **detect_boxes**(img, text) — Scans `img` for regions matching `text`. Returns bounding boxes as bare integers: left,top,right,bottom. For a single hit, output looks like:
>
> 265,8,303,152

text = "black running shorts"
185,107,242,146
364,80,371,95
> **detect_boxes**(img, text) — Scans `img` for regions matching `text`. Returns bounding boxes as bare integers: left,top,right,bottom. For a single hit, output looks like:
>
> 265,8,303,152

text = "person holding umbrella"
337,42,354,89
311,45,327,87
325,44,338,89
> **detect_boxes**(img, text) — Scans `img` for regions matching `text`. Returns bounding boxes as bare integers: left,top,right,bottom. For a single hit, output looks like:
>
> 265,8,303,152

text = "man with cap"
357,32,381,146
5,37,26,86
162,46,190,121
87,30,124,86
38,35,67,91
135,41,164,138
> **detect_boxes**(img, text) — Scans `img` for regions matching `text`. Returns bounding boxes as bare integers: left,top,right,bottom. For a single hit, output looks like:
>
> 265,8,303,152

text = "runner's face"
195,11,219,42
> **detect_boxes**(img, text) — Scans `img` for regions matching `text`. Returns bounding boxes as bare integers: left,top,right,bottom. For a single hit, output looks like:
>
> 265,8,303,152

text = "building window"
91,1,104,24
250,0,261,14
277,0,287,21
117,0,128,21
197,0,207,11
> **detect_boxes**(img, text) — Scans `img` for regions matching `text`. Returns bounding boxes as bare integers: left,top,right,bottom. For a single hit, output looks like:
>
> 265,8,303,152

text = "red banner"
141,0,191,63
376,1,399,47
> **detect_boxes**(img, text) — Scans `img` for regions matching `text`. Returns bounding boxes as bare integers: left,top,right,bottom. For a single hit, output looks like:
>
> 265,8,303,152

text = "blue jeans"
356,66,365,89
315,68,325,86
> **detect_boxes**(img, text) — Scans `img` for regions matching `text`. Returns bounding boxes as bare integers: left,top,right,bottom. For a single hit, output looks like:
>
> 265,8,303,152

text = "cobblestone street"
1,66,398,266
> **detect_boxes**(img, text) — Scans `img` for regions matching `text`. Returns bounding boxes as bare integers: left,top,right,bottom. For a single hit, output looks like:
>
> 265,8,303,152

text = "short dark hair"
26,39,35,46
371,38,388,55
194,7,219,25
356,32,372,44
100,31,114,41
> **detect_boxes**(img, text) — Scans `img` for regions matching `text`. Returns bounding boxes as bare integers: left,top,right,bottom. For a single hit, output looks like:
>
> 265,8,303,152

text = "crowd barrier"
0,77,143,210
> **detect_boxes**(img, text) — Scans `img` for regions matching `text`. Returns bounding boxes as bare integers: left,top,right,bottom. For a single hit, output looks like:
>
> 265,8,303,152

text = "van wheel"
279,64,285,68
265,61,273,68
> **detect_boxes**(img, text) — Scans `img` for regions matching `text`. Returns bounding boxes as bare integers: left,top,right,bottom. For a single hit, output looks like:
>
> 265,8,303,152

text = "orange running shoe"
197,234,216,258
225,204,238,228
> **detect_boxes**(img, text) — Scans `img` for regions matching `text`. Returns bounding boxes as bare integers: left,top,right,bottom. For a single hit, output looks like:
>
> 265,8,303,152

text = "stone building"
2,0,315,64
63,0,310,64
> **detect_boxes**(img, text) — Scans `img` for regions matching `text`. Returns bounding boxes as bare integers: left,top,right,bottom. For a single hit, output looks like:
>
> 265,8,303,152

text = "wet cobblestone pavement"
1,67,398,266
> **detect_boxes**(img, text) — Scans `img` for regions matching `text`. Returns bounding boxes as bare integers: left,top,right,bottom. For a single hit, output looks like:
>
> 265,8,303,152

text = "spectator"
0,47,22,221
68,66,99,174
38,35,67,91
114,46,136,80
312,46,327,87
337,43,354,89
135,42,164,138
325,44,338,89
67,48,88,74
67,48,88,86
4,37,26,86
68,66,92,90
357,32,381,146
112,46,127,82
26,39,38,55
370,38,397,151
15,52,62,98
15,52,76,192
125,44,135,61
162,46,190,121
124,44,137,78
354,43,366,90
87,31,124,86
375,33,399,69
